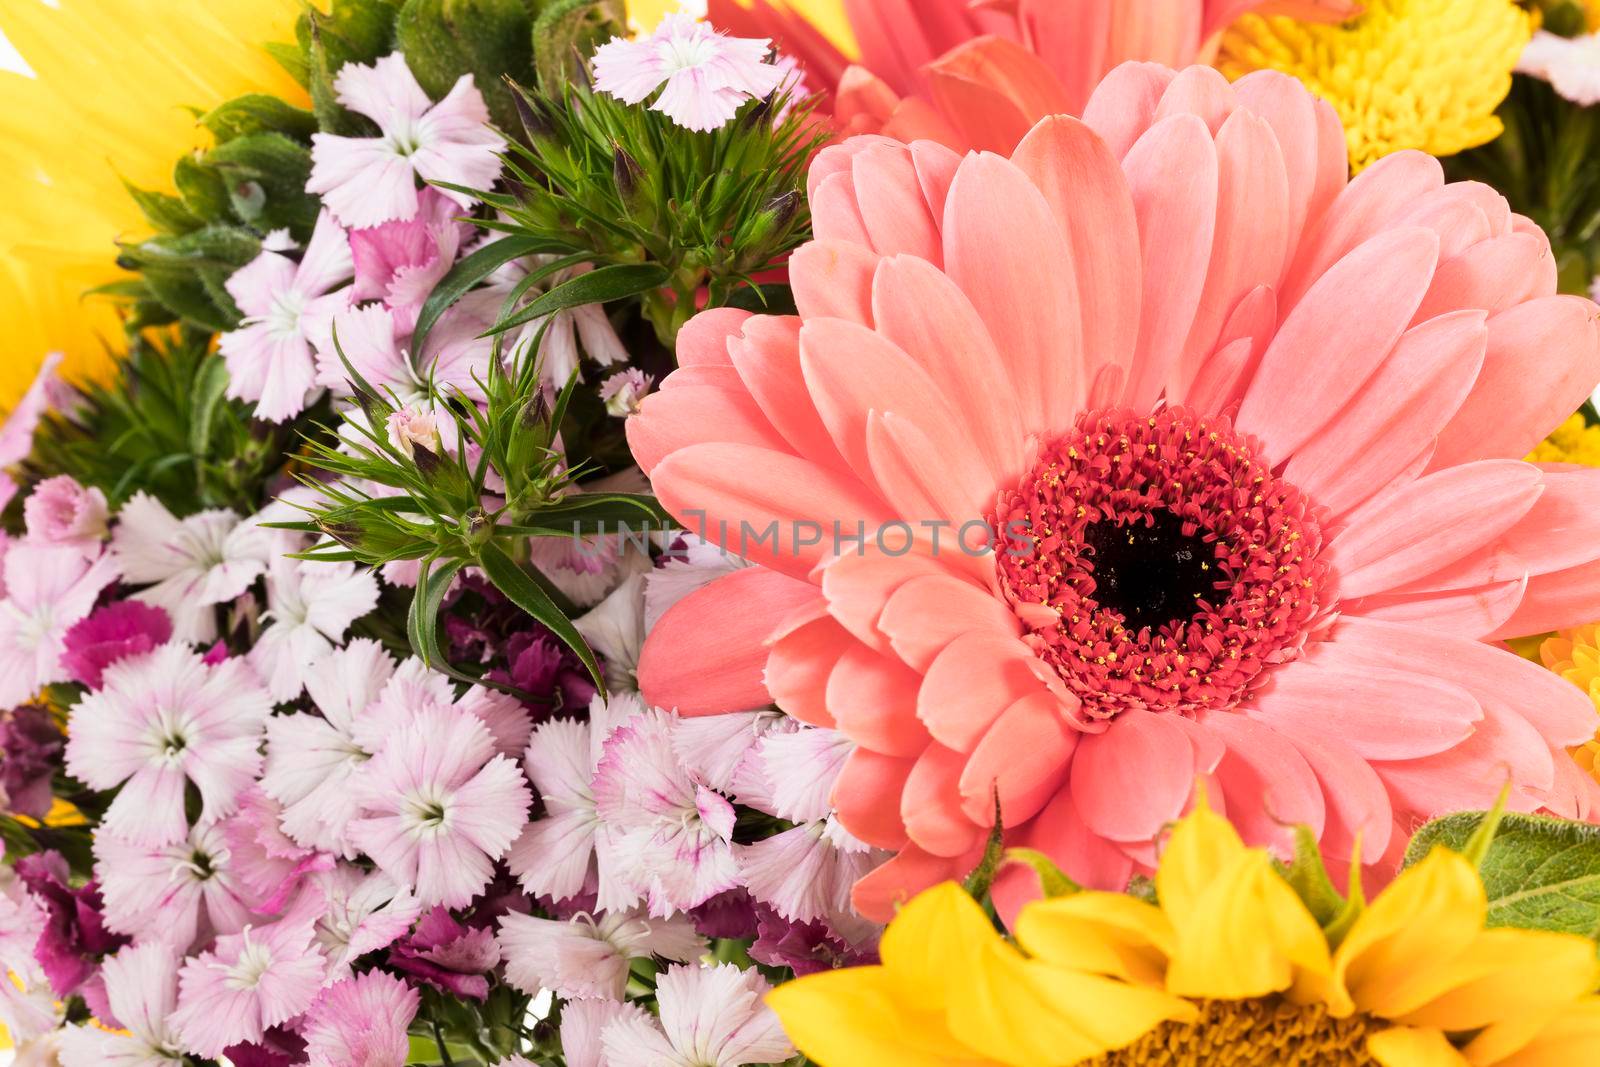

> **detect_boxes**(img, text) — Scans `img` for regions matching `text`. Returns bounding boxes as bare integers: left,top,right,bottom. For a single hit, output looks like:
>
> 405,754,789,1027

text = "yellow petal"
1334,850,1486,1018
1013,891,1174,988
765,966,996,1067
1393,928,1600,1032
948,940,1196,1067
879,882,1003,1012
0,0,305,407
1367,1026,1472,1067
1467,999,1600,1067
1154,796,1249,929
1165,850,1332,1002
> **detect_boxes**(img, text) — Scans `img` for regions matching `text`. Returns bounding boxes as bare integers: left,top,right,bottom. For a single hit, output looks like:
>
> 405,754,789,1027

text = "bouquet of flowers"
4,0,1600,1064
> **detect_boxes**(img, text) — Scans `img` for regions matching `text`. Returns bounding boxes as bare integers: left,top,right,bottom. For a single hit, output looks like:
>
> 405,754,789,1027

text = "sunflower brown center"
994,407,1331,720
1080,998,1379,1067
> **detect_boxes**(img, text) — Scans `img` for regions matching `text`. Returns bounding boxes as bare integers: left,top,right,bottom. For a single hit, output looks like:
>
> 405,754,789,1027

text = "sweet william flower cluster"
8,0,1600,1065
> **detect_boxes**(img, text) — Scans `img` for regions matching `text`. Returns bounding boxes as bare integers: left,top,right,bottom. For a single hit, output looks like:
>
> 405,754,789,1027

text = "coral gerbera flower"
768,803,1600,1066
707,0,1357,151
632,63,1600,921
1218,0,1533,171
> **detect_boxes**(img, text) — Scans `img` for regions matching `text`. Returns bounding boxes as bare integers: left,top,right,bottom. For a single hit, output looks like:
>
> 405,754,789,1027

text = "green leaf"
265,41,311,88
174,155,232,223
121,178,203,236
407,556,467,671
961,793,1006,902
189,356,233,458
481,262,669,337
502,492,675,535
1404,811,1600,937
476,540,604,693
297,0,401,70
207,133,319,237
1281,825,1347,929
411,236,553,355
1002,848,1081,899
532,0,628,92
201,94,319,144
395,0,535,131
721,281,797,316
139,267,239,333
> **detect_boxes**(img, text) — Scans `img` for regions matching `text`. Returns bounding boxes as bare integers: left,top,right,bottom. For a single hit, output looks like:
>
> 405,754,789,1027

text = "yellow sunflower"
769,804,1600,1066
1217,0,1532,171
0,0,305,412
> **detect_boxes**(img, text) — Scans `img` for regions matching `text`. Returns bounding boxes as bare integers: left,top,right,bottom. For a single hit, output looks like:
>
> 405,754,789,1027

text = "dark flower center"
1081,510,1217,634
994,407,1331,720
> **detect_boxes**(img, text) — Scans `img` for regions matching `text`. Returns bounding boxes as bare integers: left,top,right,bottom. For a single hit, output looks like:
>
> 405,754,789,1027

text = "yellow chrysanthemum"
1505,415,1600,660
0,0,305,412
1541,624,1600,781
1527,412,1600,467
769,804,1600,1067
1217,0,1532,172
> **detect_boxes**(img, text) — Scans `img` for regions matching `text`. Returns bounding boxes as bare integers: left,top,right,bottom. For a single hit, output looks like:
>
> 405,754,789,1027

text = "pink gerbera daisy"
66,644,271,846
632,64,1600,921
347,704,532,908
709,0,1358,151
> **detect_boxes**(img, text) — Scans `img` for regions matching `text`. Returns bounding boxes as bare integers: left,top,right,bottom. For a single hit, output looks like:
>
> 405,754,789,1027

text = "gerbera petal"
917,631,1052,753
1194,714,1325,854
650,442,889,578
628,383,792,472
902,742,986,857
870,254,1028,485
850,142,942,262
766,615,854,728
878,571,1021,673
1283,150,1444,308
726,315,850,471
959,690,1078,828
1246,655,1481,761
1070,709,1197,844
1173,108,1290,398
1433,295,1600,467
1119,112,1218,408
1284,310,1488,519
789,239,879,325
941,149,1083,434
1329,460,1543,599
832,746,916,852
826,643,932,758
851,843,981,925
1238,226,1440,464
1010,116,1142,401
1081,60,1177,160
639,567,821,716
